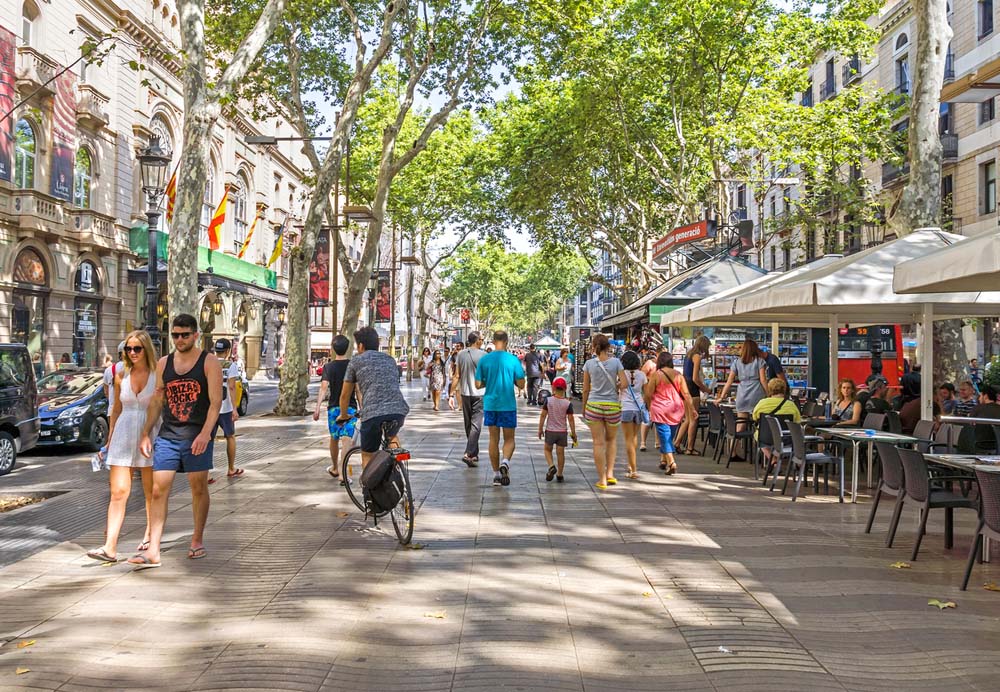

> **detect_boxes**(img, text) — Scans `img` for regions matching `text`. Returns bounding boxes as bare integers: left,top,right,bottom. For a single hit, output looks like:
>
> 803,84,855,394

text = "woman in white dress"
86,330,158,562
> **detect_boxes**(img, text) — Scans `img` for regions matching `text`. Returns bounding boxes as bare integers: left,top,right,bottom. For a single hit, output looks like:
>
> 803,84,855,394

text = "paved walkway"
2,382,999,691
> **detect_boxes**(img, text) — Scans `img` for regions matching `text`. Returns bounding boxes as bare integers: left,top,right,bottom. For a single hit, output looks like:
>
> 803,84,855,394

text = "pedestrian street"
1,381,999,691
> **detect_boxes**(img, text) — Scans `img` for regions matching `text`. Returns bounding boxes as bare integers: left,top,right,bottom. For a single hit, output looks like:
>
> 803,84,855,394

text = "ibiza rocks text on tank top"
160,351,211,440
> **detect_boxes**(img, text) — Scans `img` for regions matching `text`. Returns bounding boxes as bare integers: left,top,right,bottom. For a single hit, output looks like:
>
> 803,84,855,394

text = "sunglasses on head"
170,331,194,340
124,345,144,354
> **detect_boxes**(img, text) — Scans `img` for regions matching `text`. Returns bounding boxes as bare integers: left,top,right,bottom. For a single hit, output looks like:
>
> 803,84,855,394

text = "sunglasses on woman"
124,345,144,354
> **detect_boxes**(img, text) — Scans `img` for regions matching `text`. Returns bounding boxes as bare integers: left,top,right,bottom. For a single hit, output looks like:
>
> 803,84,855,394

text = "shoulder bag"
625,371,651,425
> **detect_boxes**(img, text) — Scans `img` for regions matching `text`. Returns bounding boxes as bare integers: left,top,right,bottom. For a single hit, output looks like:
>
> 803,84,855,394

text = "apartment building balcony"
76,84,110,130
11,190,66,240
15,47,59,98
941,133,958,162
843,58,862,86
820,79,836,101
70,208,124,255
944,52,955,84
882,160,910,186
890,84,910,109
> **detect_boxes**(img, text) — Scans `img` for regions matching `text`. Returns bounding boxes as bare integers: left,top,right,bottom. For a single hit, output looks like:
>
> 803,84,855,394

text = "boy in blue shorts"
475,330,526,486
314,335,356,483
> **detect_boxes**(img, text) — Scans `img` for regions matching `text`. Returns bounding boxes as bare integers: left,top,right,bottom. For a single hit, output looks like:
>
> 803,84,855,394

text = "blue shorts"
152,436,215,473
327,406,358,439
213,411,235,438
484,410,517,429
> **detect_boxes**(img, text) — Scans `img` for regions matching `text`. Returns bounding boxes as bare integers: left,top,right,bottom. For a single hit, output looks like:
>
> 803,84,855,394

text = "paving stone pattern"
1,383,1000,691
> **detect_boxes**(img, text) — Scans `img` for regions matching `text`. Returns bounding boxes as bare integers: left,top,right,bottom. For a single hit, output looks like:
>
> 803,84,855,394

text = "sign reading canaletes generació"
0,27,15,182
652,219,717,262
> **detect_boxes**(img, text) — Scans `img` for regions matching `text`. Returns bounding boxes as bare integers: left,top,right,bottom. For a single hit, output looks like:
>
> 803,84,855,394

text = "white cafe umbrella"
893,230,1000,294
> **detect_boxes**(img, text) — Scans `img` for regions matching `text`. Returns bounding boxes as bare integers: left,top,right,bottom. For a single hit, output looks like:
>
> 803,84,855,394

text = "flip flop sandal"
127,555,161,570
627,472,639,479
208,477,217,485
327,466,340,478
667,463,678,475
187,547,207,560
686,448,704,456
86,548,117,563
594,482,608,490
546,466,557,482
606,477,618,485
136,540,150,553
227,468,245,478
659,461,668,470
639,446,647,452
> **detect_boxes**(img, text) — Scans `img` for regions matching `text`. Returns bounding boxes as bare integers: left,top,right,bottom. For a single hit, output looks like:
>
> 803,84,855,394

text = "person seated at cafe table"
752,378,801,468
898,376,942,434
857,375,891,415
831,378,862,427
954,380,978,417
937,382,957,415
957,385,1000,454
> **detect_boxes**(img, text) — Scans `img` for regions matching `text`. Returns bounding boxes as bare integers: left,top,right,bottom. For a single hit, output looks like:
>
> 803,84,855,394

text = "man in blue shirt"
475,330,526,486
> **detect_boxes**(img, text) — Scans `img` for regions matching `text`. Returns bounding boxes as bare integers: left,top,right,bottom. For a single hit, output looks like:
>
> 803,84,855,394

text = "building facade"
1,0,318,378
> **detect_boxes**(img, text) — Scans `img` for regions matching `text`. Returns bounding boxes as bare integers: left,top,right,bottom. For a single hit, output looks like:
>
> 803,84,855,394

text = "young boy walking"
538,377,577,482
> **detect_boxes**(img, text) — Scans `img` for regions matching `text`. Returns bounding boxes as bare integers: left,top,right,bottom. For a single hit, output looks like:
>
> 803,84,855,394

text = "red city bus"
837,325,905,386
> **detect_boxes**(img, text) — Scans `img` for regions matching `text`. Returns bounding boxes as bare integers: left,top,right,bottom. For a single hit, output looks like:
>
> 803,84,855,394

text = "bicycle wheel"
391,462,415,545
341,446,366,512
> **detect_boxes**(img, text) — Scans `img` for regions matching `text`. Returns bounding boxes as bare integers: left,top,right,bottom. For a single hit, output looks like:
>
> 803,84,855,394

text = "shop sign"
76,309,97,338
652,219,717,261
76,261,98,293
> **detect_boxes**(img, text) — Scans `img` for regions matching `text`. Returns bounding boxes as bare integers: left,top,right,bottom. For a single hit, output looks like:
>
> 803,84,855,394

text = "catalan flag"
164,165,178,224
206,188,227,251
237,210,260,260
267,216,288,267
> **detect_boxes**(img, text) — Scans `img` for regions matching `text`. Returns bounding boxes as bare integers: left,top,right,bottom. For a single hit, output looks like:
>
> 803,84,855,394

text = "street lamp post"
137,136,171,356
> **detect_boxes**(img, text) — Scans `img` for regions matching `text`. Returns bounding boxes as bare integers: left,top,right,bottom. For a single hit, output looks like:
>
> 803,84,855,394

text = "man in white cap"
103,340,126,409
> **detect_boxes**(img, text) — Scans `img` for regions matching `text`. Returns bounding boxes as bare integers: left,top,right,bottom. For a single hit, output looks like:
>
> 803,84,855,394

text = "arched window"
14,119,35,189
22,1,39,48
895,33,908,51
233,173,250,254
150,116,174,157
73,148,92,208
200,160,216,246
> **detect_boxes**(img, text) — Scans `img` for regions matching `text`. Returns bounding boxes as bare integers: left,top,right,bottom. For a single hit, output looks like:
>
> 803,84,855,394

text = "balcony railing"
76,84,109,129
70,209,119,252
941,133,958,161
944,52,955,83
882,160,910,185
15,47,59,98
820,79,836,101
843,58,862,86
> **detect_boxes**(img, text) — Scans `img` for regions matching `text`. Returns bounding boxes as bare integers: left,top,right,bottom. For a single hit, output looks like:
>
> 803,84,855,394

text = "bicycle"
340,419,415,545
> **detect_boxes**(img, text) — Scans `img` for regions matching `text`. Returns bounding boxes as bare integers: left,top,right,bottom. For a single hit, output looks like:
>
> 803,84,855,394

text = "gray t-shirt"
344,350,410,421
584,356,623,403
455,347,485,397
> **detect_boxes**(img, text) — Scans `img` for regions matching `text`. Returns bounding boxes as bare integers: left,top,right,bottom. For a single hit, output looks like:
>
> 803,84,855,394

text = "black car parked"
0,343,40,476
36,369,109,452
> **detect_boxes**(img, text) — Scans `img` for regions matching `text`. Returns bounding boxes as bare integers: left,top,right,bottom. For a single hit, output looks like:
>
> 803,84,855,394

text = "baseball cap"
214,338,232,353
552,377,568,389
866,374,888,388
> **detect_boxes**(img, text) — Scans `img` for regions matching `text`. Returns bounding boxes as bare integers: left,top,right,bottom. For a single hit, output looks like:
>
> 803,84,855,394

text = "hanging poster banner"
0,27,15,182
308,228,330,307
372,269,391,323
50,69,77,201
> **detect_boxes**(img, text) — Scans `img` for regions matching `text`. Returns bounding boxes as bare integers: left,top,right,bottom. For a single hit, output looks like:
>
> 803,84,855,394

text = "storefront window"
11,248,47,369
73,261,101,367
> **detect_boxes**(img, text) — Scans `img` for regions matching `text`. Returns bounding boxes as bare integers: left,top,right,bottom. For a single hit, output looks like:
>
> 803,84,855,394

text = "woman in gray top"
582,334,629,489
715,338,768,462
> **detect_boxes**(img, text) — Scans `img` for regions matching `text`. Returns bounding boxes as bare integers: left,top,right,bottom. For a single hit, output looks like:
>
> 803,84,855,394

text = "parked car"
0,344,40,476
236,371,249,416
36,369,109,451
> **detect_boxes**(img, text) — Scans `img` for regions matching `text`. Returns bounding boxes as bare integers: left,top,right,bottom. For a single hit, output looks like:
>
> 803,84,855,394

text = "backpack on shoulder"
360,450,404,515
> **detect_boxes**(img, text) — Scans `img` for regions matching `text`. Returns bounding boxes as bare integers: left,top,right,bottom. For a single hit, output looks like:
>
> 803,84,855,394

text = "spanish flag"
164,165,178,224
237,211,260,260
206,189,227,251
267,216,287,267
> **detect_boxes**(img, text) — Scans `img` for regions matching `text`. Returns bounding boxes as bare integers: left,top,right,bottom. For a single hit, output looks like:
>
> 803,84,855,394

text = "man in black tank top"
128,313,223,569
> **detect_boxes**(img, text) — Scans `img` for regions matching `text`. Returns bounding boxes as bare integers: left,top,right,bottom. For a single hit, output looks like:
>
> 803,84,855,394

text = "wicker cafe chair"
962,466,1000,590
866,441,906,535
784,421,845,502
862,412,887,431
722,407,755,469
889,448,979,561
886,410,903,435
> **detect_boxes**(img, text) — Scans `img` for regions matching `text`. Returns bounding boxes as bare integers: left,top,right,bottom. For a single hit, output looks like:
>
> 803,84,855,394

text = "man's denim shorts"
153,436,214,473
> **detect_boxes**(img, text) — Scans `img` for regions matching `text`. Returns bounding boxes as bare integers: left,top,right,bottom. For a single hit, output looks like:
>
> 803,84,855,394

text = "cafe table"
924,453,1000,561
939,416,1000,426
823,429,919,503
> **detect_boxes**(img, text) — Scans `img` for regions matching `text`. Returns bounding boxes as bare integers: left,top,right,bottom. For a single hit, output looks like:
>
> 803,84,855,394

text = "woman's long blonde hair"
122,330,157,374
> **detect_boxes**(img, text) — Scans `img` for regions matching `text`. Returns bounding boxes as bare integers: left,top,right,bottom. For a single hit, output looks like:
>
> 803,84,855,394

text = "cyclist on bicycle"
337,327,409,465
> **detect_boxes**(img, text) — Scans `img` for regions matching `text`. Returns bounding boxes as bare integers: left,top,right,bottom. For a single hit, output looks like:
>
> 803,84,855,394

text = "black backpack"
360,450,404,514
